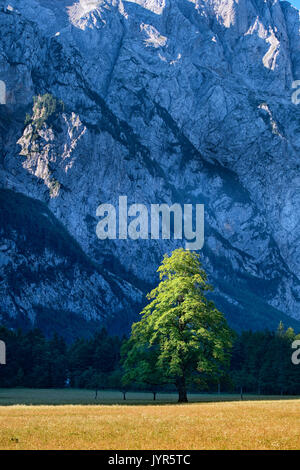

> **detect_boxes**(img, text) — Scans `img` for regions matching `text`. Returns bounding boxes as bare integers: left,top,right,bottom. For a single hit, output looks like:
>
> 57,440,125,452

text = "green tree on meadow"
122,342,163,400
122,248,233,402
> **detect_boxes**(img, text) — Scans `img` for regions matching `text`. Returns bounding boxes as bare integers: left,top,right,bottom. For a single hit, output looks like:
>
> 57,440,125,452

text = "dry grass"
0,394,299,450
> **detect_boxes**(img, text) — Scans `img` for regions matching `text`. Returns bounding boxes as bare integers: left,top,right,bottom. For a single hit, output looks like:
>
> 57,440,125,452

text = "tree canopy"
122,248,234,402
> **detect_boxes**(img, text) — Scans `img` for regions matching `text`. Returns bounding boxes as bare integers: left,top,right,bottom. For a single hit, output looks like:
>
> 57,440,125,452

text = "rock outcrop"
0,0,300,336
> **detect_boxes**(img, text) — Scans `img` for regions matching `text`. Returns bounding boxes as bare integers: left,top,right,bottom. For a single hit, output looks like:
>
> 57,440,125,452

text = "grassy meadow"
0,389,299,450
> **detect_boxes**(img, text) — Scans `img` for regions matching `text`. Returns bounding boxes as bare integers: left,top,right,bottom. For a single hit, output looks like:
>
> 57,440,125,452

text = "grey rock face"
0,0,300,334
0,188,143,338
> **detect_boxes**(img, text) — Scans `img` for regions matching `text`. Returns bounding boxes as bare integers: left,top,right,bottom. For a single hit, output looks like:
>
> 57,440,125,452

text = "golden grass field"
0,390,299,450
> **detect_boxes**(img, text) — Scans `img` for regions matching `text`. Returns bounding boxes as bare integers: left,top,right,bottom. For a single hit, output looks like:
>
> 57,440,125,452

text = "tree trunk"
176,377,188,403
123,391,126,401
153,392,157,401
218,382,221,395
240,387,243,401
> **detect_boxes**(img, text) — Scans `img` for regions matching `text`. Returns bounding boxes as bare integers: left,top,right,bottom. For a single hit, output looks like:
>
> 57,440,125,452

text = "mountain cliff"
0,0,300,337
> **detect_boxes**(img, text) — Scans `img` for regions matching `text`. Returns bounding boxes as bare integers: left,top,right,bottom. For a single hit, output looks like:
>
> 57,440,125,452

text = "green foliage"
24,94,65,144
230,325,300,395
121,341,163,392
31,94,64,130
24,113,32,126
0,326,122,390
68,328,122,389
122,248,234,402
1,321,299,395
0,326,67,388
